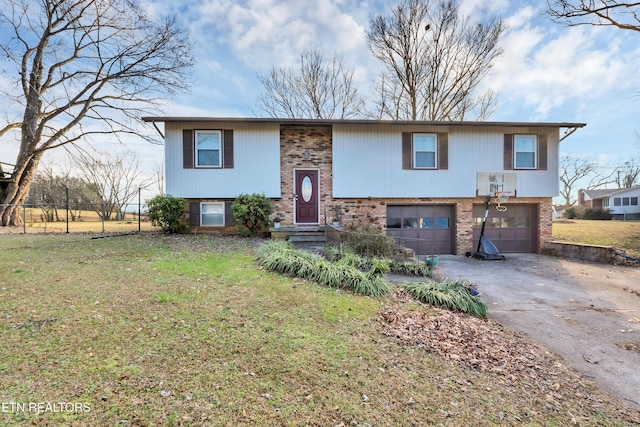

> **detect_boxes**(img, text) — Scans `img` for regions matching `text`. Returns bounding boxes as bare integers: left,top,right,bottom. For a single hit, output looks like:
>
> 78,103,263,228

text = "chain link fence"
0,203,158,234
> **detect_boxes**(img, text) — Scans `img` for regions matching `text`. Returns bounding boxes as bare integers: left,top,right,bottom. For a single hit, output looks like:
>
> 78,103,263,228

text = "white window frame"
195,130,222,168
514,134,537,170
603,198,610,208
413,133,437,169
200,202,225,227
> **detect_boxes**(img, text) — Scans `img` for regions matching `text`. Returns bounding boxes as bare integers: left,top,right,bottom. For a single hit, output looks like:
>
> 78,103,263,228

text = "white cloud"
488,5,638,120
458,0,510,19
194,0,367,69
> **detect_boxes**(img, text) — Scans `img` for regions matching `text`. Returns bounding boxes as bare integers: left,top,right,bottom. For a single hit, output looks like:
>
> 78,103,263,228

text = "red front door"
295,170,319,224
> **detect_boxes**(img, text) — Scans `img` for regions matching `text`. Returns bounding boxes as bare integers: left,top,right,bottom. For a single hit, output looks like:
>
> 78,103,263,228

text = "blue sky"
141,0,639,162
2,0,640,197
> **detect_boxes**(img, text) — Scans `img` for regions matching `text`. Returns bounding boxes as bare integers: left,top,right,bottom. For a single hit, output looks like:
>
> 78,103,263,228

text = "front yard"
0,234,638,426
553,219,640,258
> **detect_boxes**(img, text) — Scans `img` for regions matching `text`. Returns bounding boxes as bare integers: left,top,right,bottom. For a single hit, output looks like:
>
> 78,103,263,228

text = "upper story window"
195,130,222,168
514,135,537,169
413,133,437,169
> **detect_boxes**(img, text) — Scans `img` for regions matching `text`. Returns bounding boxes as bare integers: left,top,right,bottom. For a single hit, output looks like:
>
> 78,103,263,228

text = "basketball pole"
476,196,491,254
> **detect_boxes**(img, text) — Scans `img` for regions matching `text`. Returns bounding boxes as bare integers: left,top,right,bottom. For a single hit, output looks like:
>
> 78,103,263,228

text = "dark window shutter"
224,201,234,226
538,134,547,170
504,134,513,170
183,130,194,169
438,133,448,170
402,132,412,169
223,130,234,169
189,201,200,227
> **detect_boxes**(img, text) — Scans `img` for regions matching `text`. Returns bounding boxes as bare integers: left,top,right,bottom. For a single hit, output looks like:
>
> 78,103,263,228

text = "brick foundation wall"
327,196,550,255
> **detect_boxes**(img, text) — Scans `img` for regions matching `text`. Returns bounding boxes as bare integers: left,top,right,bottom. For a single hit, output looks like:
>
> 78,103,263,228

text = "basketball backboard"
476,173,517,197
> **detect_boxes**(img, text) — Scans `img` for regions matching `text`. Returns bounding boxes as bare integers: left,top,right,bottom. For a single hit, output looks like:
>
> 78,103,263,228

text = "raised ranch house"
578,186,640,220
143,117,585,255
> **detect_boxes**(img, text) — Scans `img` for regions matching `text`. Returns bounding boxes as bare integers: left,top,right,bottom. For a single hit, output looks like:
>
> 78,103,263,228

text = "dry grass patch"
553,219,640,258
0,234,638,426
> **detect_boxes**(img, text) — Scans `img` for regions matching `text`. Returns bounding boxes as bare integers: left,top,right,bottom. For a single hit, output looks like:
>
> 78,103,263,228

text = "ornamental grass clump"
322,245,431,278
257,242,392,297
402,279,487,319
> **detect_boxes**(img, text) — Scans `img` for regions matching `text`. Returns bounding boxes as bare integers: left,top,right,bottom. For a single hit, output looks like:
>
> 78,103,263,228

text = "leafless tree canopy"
0,0,194,225
613,158,640,188
72,149,152,220
559,155,618,206
256,50,366,119
547,1,640,32
367,0,504,121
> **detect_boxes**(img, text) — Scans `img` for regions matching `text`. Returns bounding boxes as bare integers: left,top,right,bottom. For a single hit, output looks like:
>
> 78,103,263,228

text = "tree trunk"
0,154,43,226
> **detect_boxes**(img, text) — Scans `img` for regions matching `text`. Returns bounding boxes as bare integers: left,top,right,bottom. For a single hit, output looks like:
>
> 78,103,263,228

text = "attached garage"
386,205,455,255
472,203,538,253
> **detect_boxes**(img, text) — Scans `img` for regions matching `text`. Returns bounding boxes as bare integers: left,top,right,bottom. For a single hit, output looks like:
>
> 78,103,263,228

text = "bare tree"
256,50,366,119
559,156,616,206
26,163,100,222
367,0,505,121
153,162,165,196
613,158,640,188
0,0,193,226
73,149,152,220
547,1,640,32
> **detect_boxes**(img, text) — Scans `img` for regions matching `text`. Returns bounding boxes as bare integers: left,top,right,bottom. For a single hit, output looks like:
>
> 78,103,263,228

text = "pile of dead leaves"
377,291,640,424
378,303,564,378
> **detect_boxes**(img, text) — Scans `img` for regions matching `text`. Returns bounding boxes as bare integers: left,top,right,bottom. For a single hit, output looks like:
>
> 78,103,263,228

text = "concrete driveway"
434,254,640,410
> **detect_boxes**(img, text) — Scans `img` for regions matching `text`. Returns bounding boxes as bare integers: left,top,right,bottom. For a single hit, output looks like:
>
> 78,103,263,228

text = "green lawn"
0,234,637,426
553,219,640,258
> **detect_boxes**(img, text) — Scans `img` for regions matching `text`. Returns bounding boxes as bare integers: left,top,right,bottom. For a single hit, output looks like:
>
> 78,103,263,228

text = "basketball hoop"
494,191,511,212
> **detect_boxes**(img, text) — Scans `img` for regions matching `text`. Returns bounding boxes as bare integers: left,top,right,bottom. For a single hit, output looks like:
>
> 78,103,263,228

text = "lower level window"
201,202,224,226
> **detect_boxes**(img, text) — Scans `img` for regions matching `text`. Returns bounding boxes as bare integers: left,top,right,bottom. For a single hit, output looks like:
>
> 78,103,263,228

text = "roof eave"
141,116,586,129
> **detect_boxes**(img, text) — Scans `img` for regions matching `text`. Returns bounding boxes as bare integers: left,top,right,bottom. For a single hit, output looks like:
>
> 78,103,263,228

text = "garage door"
387,205,455,255
472,203,537,253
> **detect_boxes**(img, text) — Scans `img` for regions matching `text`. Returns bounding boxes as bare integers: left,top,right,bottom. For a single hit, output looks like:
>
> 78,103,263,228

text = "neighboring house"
552,204,565,220
578,186,640,220
142,117,585,255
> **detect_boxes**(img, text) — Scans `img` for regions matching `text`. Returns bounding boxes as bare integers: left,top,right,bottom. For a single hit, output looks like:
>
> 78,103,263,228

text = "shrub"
402,279,487,319
146,195,189,234
564,205,585,219
231,193,273,236
582,208,612,220
343,222,397,258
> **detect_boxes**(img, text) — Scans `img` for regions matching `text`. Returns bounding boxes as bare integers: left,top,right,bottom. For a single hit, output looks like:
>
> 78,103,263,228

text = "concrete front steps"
270,225,327,252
